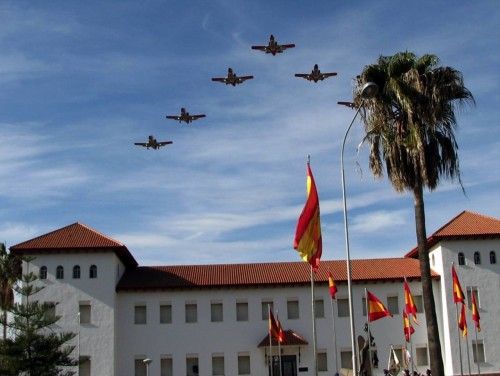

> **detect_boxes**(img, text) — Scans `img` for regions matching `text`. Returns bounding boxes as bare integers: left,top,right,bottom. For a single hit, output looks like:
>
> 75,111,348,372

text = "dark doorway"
269,355,297,376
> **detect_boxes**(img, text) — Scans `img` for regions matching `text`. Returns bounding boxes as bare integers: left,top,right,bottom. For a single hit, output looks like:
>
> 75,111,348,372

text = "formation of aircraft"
134,135,173,150
166,107,206,124
295,64,337,83
251,34,295,56
212,68,254,86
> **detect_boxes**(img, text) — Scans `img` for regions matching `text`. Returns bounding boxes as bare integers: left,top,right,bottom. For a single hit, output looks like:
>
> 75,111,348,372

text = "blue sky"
1,0,499,265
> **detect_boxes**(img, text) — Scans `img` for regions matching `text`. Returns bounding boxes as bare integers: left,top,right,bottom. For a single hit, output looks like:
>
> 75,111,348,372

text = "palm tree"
353,52,474,375
0,243,21,340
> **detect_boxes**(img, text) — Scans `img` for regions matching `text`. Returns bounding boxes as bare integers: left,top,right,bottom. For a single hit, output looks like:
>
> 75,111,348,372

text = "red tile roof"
10,222,137,268
258,330,309,347
405,211,500,258
116,258,435,291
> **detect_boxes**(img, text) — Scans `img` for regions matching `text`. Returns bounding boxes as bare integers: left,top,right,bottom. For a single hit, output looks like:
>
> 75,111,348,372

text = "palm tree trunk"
414,182,445,376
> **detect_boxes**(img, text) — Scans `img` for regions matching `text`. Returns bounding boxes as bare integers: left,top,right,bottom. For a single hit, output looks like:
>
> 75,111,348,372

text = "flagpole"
364,288,372,375
310,266,318,376
330,296,339,374
409,338,414,375
474,326,480,375
269,304,273,376
277,309,282,376
465,332,471,376
455,303,464,376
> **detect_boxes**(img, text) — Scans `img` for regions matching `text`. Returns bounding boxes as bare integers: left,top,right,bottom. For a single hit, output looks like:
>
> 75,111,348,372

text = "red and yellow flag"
458,303,467,337
294,163,322,272
367,290,392,322
269,310,285,344
471,293,481,332
451,264,465,304
328,271,337,299
403,278,419,324
403,310,415,342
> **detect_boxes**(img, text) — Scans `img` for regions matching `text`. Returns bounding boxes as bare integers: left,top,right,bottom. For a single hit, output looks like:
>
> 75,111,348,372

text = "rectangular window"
135,359,147,376
337,299,349,317
340,350,353,369
161,357,173,376
472,340,485,363
466,287,479,310
160,304,172,324
414,295,424,313
238,354,251,375
362,297,367,316
212,355,224,375
262,301,273,320
134,305,147,325
79,304,91,325
318,352,328,371
315,299,324,318
211,302,223,322
387,296,399,315
287,300,299,319
236,302,248,322
416,347,428,366
186,356,199,376
79,357,91,376
185,303,197,323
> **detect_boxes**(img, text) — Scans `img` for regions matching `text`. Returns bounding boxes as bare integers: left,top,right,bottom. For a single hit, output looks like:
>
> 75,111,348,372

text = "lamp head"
143,358,152,365
360,82,378,99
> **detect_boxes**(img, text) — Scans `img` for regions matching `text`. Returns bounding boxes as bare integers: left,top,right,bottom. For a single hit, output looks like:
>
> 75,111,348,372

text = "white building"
9,211,500,376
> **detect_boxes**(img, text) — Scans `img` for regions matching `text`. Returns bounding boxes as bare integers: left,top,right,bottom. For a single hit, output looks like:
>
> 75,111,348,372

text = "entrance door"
270,355,297,376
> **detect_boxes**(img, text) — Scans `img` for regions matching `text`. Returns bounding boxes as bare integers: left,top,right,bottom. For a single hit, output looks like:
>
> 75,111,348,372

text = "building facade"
9,211,500,376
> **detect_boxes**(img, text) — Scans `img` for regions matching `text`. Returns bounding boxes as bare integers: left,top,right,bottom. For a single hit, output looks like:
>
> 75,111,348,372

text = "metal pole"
77,312,80,376
269,304,273,376
465,332,471,376
364,288,372,375
474,326,481,375
330,296,339,374
310,266,318,376
455,304,464,376
277,309,282,376
341,105,364,376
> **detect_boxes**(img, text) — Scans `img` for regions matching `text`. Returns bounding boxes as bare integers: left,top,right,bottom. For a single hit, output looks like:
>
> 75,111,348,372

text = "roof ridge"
75,222,124,247
10,222,81,249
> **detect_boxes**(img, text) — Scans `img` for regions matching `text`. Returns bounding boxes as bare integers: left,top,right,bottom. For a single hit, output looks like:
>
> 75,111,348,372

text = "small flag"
388,345,401,375
403,310,415,342
367,290,392,322
471,293,481,332
328,271,337,299
458,303,467,337
403,278,419,324
451,264,465,304
294,162,322,272
269,309,284,344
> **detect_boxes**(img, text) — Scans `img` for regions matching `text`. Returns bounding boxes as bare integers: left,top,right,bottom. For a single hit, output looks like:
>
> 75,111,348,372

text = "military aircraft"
211,68,254,86
337,101,356,108
295,64,337,83
166,108,206,124
251,34,295,56
134,135,173,150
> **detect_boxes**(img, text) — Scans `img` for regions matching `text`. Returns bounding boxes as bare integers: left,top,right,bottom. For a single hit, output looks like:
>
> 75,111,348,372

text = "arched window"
39,266,47,280
474,252,481,265
56,266,64,279
73,265,81,279
458,252,465,266
89,265,97,279
490,251,497,264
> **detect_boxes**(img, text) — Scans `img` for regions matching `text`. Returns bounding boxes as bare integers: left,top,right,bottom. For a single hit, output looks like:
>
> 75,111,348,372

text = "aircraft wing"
251,45,267,51
295,73,309,78
211,77,226,83
239,76,254,81
191,114,206,120
134,143,148,147
166,115,181,120
322,72,338,78
281,44,295,50
158,141,173,146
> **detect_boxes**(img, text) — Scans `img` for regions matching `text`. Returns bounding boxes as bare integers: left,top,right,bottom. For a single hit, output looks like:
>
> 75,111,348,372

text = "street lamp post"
340,82,378,376
143,358,152,376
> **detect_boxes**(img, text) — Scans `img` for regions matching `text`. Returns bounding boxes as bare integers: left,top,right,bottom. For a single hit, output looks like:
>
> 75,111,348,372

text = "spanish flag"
451,264,465,304
458,303,467,337
328,271,337,299
471,293,481,332
403,310,415,342
367,290,392,322
269,309,285,344
403,278,419,324
294,163,322,272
